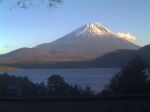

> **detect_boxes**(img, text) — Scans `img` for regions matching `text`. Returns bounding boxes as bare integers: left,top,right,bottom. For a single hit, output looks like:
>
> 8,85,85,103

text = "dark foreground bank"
0,95,149,112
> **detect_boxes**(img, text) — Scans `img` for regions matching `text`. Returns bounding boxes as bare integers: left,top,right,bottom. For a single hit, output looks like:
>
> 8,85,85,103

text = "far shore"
0,66,22,71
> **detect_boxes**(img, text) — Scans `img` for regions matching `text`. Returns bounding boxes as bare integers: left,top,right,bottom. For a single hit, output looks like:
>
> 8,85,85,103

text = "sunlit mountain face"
0,23,140,64
36,23,139,56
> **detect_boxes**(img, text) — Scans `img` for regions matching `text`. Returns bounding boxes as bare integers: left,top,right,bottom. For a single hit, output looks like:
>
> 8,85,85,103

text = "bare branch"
1,0,62,9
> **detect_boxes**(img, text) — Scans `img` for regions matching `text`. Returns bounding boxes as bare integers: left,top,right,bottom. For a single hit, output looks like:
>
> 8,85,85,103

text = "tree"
0,73,38,96
101,56,148,95
82,86,94,96
47,75,95,96
47,75,71,96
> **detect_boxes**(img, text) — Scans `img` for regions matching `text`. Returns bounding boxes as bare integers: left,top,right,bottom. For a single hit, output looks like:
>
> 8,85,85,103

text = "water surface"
0,68,120,92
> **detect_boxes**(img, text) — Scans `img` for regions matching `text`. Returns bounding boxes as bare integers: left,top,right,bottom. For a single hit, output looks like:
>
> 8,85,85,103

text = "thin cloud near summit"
116,32,136,41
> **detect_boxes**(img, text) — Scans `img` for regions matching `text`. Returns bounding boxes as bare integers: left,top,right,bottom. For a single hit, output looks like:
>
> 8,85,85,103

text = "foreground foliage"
101,56,150,95
0,73,94,97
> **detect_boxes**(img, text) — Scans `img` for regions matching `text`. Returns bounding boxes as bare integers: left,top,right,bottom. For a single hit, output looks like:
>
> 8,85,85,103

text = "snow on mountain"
75,23,113,37
70,23,136,42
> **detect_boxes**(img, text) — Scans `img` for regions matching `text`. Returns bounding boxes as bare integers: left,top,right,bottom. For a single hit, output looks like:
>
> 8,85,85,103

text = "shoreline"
0,66,22,71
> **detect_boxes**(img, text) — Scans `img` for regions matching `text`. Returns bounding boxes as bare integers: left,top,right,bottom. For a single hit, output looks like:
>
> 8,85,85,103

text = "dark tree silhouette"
82,86,94,96
0,73,95,97
47,74,71,96
47,75,95,96
0,73,38,96
101,56,148,95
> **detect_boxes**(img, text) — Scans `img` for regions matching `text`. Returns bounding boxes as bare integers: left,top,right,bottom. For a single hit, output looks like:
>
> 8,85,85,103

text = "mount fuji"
36,23,139,57
0,23,140,65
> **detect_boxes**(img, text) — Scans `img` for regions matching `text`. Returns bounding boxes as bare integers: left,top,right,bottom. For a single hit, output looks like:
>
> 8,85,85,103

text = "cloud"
116,32,136,41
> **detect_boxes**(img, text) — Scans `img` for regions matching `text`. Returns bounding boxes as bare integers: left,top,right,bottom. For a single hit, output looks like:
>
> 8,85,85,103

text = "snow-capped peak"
69,23,136,41
77,23,113,37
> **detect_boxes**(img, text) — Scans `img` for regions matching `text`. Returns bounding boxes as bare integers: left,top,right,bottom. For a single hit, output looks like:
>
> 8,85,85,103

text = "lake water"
0,68,120,92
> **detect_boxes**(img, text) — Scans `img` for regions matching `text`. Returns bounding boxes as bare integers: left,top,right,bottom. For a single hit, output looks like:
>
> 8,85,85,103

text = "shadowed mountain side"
91,45,150,68
138,45,150,68
92,49,138,67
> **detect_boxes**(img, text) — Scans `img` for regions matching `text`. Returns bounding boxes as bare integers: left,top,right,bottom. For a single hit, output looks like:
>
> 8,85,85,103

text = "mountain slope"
6,45,149,69
0,23,140,65
92,49,138,67
36,23,139,57
41,45,150,68
91,44,150,68
0,48,50,64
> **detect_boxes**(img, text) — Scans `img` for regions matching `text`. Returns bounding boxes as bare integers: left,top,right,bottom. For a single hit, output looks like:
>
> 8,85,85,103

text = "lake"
0,68,120,92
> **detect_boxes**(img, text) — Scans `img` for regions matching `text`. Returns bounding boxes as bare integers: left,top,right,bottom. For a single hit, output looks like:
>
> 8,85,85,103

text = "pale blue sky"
0,0,150,54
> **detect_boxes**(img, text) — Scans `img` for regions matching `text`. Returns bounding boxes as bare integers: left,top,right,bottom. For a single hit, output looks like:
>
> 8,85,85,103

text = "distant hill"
1,45,149,69
92,49,138,67
91,45,150,68
138,45,150,68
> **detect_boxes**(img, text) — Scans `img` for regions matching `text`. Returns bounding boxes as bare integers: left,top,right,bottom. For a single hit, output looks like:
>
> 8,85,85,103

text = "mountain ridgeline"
0,23,146,68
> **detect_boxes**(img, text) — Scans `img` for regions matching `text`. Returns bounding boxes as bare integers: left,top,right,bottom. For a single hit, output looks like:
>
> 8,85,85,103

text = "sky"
0,0,150,54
